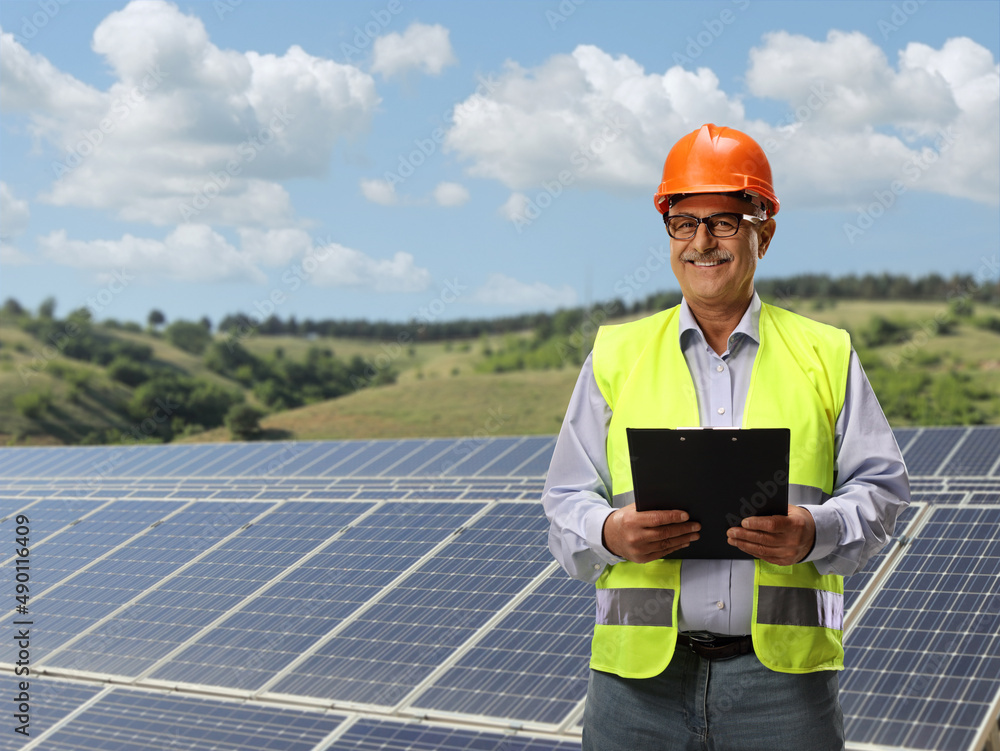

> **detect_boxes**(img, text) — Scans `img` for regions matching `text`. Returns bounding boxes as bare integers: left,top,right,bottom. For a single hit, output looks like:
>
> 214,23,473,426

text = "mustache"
680,251,734,263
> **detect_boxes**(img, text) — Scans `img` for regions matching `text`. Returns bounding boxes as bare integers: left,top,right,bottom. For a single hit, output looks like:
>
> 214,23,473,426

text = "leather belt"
677,633,753,660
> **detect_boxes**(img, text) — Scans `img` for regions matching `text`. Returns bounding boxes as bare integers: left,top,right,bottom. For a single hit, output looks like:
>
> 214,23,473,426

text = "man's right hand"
601,504,701,563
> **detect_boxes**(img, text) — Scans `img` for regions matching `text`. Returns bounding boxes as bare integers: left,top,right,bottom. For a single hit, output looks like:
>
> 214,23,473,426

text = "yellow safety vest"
590,302,851,677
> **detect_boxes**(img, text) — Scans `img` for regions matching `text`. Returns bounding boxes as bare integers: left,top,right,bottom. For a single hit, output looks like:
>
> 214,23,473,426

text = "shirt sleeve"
541,353,625,583
799,350,911,576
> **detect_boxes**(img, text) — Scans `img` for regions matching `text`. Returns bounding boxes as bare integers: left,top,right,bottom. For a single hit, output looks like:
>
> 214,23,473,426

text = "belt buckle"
683,631,720,649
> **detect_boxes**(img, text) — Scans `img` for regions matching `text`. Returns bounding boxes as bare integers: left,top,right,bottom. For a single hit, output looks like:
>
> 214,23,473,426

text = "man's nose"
690,221,718,252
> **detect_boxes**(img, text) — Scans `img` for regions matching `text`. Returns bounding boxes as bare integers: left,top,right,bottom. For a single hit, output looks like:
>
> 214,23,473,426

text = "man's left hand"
726,505,815,565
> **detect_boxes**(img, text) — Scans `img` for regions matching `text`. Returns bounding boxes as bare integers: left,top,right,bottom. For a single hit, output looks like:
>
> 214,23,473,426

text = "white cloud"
433,181,469,207
237,227,314,267
35,224,433,292
746,30,958,129
305,243,432,292
0,182,32,266
360,178,399,206
0,244,31,266
498,192,530,222
0,29,104,120
238,227,432,292
1,0,380,227
445,37,999,208
372,22,457,79
472,273,577,308
38,225,267,283
1,182,30,238
445,45,743,192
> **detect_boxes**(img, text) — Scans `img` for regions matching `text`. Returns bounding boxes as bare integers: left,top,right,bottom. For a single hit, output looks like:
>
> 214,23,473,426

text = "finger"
636,529,699,556
728,536,801,565
635,537,695,563
737,515,781,532
728,537,780,560
726,527,782,547
639,509,693,527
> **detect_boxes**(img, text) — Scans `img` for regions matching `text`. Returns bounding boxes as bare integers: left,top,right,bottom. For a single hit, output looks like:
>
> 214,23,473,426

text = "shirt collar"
679,292,762,351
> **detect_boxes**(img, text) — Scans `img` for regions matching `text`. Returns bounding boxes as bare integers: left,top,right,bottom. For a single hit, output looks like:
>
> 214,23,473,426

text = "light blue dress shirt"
541,293,910,635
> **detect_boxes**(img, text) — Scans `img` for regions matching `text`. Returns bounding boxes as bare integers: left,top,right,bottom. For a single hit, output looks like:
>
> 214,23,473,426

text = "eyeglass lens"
666,213,743,239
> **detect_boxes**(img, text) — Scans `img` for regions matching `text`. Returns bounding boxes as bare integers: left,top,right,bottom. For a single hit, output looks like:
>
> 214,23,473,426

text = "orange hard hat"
654,123,779,217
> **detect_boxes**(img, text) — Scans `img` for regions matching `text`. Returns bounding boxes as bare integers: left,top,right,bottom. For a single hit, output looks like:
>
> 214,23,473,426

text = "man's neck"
686,297,753,355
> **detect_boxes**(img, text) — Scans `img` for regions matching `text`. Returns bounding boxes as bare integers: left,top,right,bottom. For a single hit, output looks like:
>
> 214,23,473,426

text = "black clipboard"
626,427,790,559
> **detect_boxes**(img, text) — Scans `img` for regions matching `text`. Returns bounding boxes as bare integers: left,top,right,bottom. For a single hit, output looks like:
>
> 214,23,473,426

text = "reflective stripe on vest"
757,585,843,631
596,588,674,627
589,302,851,678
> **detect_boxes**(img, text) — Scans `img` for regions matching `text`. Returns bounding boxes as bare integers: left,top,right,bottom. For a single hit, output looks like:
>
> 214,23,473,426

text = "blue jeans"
582,644,844,751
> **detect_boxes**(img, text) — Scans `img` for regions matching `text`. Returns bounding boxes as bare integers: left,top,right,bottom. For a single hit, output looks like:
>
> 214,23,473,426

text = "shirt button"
594,564,601,570
717,601,725,609
717,407,725,415
716,364,724,372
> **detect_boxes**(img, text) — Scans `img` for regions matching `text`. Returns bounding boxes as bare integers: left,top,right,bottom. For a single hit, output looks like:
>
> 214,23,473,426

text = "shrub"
14,390,51,419
165,320,212,355
226,403,265,441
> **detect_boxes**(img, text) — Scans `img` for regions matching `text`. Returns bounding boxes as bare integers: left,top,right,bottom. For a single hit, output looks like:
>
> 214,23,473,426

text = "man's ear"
757,219,776,259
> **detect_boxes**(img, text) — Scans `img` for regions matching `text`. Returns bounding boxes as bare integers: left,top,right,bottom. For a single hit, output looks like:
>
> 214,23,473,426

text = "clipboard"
626,427,790,559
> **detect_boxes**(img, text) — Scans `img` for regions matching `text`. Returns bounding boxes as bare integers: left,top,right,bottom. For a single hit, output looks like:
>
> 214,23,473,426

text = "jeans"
582,644,844,751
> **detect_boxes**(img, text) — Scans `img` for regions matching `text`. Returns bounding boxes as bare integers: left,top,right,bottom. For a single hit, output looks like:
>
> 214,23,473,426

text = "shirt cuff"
799,504,841,563
586,505,626,567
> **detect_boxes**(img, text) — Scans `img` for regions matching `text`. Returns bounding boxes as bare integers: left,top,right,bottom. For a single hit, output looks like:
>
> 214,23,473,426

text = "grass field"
2,297,999,446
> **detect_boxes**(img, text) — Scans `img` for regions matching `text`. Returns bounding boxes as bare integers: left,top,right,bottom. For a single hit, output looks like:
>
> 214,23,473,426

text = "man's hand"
602,504,701,563
726,505,815,565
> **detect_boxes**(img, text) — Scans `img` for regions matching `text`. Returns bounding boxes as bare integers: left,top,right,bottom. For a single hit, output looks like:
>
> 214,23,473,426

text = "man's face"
667,193,776,314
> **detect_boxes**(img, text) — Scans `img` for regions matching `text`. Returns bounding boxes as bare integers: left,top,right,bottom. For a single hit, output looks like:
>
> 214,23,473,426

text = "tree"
2,298,25,318
147,309,166,329
165,320,212,355
225,403,265,441
38,297,57,319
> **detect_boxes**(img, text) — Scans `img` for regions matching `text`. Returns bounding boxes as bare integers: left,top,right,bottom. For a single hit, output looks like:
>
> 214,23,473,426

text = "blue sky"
2,0,998,328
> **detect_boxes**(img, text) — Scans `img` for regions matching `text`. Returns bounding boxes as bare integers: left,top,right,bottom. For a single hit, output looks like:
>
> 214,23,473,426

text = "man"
542,123,909,750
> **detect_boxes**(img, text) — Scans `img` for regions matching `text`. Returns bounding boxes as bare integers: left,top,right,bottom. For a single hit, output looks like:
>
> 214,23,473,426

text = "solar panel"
350,440,421,476
902,427,969,476
841,505,1000,750
891,426,920,453
251,440,329,476
478,436,553,476
319,440,391,476
844,503,921,614
0,498,101,545
407,569,593,725
2,430,999,751
444,436,523,476
35,687,345,751
417,437,489,477
149,501,484,691
139,444,207,477
41,501,373,678
201,443,275,477
13,500,181,595
85,444,159,478
0,675,103,750
384,439,457,476
939,425,1000,476
24,501,268,657
510,437,558,476
268,503,553,704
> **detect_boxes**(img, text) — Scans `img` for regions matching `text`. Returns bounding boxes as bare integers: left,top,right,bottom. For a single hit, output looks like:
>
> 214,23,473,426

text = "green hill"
1,296,999,447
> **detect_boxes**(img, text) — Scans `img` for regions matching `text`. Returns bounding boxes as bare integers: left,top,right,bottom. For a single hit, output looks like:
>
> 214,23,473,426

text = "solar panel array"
1,427,999,751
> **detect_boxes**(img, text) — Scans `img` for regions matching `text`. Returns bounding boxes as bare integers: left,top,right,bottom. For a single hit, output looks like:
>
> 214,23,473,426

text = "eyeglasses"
665,212,762,240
